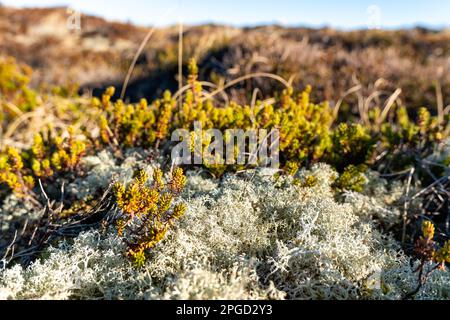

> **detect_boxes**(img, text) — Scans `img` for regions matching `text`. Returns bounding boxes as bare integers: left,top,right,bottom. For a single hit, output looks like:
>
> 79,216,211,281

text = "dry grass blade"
178,22,183,111
200,72,292,103
173,81,227,101
120,6,180,100
120,27,157,100
377,88,402,127
332,84,362,123
402,167,415,244
435,80,444,125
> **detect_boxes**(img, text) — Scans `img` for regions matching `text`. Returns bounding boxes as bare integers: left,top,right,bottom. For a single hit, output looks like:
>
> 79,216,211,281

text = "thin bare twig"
402,167,415,244
178,21,183,111
120,27,157,100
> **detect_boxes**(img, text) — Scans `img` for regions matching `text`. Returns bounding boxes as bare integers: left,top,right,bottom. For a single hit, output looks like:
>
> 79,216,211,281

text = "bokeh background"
2,0,450,29
0,1,449,111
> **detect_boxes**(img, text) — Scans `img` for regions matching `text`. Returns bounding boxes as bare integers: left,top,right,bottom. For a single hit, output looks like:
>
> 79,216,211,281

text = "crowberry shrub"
113,168,187,267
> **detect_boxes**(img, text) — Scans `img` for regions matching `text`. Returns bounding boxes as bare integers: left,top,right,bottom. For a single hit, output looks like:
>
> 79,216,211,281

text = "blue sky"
2,0,449,29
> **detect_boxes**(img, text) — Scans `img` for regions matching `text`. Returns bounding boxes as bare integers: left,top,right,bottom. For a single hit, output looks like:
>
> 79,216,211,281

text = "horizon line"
2,4,450,32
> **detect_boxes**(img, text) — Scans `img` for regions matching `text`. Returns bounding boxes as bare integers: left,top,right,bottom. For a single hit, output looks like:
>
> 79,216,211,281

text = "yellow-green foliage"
284,161,300,176
0,56,446,189
113,167,187,267
95,86,175,149
0,126,86,197
380,106,448,173
332,164,368,193
29,126,86,178
94,60,337,174
276,86,333,165
328,123,375,171
408,220,450,298
0,57,38,117
415,221,450,266
0,147,34,196
93,59,449,178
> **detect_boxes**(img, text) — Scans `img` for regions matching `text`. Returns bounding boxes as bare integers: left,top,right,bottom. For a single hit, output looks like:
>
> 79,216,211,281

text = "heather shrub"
91,59,448,182
113,167,187,267
0,126,86,199
0,56,38,117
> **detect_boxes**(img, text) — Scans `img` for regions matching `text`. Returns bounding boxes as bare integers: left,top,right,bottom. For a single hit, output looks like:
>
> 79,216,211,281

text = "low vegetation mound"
0,15,449,299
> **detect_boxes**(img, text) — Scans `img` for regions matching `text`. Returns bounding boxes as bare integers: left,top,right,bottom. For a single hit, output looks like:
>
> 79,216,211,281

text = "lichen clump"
1,158,449,300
